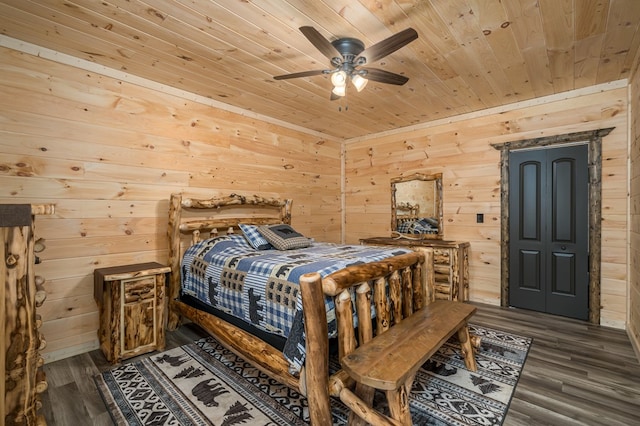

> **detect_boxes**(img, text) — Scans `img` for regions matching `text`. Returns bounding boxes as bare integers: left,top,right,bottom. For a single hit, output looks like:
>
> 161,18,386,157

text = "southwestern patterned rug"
95,324,531,426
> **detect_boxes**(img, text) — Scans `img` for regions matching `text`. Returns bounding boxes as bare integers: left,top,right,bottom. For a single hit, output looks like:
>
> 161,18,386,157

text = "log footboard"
300,250,429,425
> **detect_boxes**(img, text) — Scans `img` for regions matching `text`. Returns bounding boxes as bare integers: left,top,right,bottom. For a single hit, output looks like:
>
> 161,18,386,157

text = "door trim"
492,128,614,324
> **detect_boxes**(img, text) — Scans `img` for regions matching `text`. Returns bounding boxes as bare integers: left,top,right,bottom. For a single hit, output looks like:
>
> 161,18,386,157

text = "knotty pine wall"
344,85,630,329
0,46,342,362
630,62,640,357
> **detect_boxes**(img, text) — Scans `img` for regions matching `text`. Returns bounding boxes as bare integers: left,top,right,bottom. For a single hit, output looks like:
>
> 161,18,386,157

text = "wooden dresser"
361,237,470,302
2,204,54,426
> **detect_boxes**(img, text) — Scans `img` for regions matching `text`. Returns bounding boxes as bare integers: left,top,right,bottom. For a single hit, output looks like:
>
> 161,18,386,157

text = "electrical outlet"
476,213,484,223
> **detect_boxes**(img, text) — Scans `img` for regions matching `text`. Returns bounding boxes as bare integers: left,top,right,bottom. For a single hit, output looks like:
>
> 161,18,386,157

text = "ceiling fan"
274,26,418,99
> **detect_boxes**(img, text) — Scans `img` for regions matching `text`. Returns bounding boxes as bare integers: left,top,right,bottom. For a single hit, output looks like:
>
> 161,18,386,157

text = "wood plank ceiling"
1,0,639,139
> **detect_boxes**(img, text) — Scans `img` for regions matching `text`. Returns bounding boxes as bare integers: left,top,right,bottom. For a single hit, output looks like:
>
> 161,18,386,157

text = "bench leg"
457,323,477,372
385,373,415,426
341,387,402,426
348,382,376,426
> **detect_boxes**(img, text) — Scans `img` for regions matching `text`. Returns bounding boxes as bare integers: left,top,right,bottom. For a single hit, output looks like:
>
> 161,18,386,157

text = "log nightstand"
94,262,170,363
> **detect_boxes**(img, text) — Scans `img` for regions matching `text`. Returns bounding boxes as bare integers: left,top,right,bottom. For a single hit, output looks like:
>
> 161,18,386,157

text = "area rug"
95,324,531,425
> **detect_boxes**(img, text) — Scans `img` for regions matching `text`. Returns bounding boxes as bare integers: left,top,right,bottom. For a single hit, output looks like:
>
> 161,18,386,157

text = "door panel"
519,250,541,290
509,145,589,320
552,159,575,241
510,151,546,311
521,161,541,240
551,252,574,294
546,146,589,319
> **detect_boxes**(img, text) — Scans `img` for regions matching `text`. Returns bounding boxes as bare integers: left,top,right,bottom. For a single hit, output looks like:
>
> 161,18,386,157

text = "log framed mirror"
391,173,443,239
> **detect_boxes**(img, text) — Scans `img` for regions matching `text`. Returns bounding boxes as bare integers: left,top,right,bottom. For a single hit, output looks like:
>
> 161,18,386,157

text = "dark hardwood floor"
40,303,640,425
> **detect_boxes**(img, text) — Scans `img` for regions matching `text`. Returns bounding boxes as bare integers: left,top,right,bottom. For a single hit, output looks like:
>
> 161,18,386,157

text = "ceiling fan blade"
357,28,418,64
299,26,342,62
361,68,409,85
274,69,327,80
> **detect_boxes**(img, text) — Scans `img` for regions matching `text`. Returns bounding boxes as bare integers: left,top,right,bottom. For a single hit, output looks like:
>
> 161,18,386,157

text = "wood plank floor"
40,303,640,425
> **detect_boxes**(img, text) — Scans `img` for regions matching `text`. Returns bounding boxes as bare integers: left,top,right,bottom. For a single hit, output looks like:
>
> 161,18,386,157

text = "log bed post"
2,204,54,425
281,199,292,224
299,272,332,425
167,193,182,330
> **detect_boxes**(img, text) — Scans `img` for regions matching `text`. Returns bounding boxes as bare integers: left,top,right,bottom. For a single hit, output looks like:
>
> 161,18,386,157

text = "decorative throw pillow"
258,224,311,250
425,217,439,227
239,223,272,250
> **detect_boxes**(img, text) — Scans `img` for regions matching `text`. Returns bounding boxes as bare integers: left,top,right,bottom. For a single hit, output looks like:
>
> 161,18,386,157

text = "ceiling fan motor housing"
331,37,365,67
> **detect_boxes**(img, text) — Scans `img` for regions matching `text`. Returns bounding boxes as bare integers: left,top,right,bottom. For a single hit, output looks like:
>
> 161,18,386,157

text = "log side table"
94,262,170,363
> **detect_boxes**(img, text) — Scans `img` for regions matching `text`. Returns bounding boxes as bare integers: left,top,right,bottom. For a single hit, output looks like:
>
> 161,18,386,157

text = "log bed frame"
166,193,434,425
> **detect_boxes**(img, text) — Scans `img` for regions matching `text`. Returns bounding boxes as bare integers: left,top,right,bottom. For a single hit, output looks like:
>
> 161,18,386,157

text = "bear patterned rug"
95,324,531,426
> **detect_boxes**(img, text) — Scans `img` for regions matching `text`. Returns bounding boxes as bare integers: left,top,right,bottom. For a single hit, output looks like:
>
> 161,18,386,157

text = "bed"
395,202,439,235
167,193,434,425
396,216,439,235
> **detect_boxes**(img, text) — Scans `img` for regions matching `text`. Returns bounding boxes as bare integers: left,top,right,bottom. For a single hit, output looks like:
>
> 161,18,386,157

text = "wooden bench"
340,300,478,426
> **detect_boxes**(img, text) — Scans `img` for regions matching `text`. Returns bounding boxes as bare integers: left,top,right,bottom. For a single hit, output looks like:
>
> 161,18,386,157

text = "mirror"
391,173,443,239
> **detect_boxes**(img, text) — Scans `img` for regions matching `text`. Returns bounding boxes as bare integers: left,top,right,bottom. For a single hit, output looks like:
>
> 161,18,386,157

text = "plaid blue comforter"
180,234,410,372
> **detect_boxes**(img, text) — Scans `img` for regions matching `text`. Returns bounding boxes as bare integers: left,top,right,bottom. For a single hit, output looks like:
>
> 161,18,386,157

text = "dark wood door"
509,144,589,320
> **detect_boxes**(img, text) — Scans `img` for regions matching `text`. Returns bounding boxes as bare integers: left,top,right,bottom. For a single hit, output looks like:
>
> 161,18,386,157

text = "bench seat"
340,300,478,425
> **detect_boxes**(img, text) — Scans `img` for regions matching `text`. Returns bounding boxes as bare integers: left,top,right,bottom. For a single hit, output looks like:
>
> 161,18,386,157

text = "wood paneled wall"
630,62,640,357
344,86,629,329
0,46,342,362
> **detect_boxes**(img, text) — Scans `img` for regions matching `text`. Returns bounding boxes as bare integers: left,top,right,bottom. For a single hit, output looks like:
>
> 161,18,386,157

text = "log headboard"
166,193,292,329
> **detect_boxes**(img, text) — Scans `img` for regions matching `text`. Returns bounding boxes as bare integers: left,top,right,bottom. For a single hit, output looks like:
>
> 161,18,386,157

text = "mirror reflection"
391,173,443,239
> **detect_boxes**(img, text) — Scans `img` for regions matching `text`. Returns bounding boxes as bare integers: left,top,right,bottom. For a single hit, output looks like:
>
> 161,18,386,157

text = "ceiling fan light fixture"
331,70,348,87
351,74,368,92
332,85,346,97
